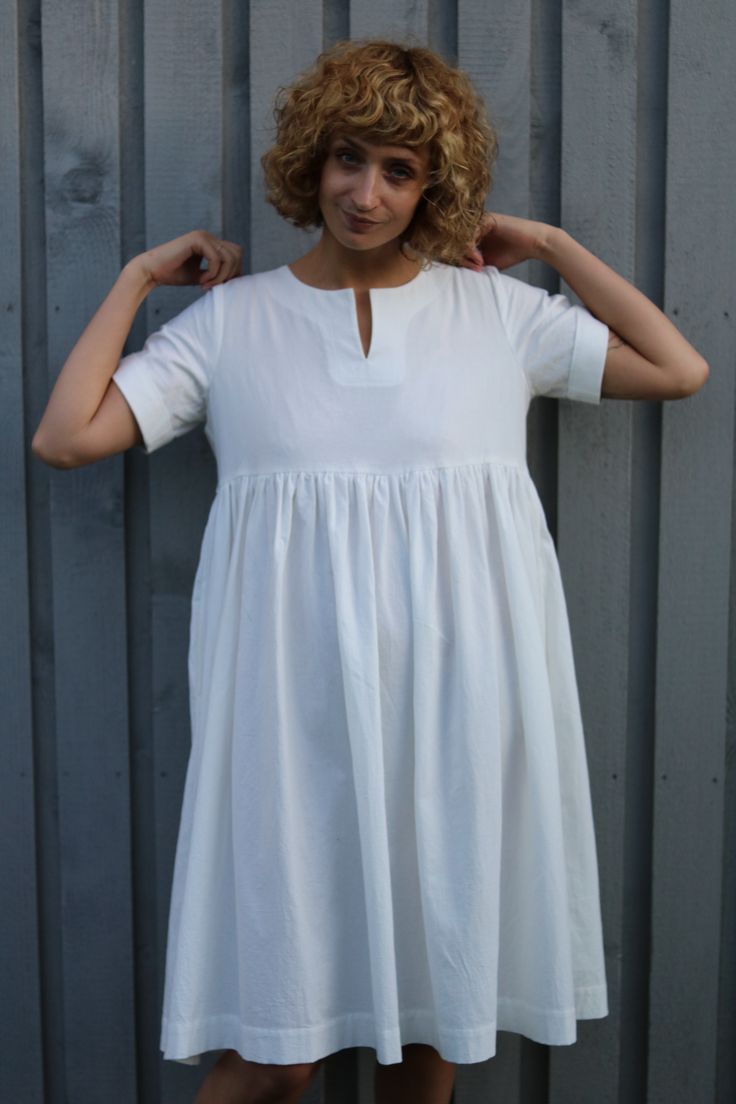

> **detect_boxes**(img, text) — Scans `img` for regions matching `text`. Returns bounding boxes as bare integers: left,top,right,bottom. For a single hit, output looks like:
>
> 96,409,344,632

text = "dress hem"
161,987,609,1067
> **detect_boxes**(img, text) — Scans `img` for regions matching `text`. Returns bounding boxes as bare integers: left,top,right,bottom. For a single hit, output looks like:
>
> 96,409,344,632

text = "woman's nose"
351,166,381,209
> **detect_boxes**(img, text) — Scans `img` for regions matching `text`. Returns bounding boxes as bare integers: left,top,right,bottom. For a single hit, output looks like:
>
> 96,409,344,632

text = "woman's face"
318,130,430,252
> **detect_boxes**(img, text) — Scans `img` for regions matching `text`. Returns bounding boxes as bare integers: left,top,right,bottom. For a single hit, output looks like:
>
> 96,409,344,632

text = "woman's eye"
334,150,412,179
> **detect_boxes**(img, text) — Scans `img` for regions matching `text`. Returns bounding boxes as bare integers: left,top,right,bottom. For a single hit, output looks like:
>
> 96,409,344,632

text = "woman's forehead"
329,130,429,165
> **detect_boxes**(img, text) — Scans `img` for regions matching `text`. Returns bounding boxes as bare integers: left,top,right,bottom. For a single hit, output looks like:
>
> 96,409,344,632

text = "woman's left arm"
467,213,709,401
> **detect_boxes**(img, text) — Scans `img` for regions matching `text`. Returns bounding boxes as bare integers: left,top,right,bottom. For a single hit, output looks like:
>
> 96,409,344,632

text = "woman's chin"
333,227,404,254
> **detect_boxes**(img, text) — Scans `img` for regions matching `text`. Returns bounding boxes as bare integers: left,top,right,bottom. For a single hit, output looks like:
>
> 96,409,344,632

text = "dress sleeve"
485,265,609,403
112,284,224,454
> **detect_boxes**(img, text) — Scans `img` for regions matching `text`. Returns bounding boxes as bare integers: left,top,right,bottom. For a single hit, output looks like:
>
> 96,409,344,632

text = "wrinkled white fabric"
112,261,609,1066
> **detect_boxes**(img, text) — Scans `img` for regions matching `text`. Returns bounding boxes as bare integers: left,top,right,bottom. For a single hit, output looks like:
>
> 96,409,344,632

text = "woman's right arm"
31,230,241,469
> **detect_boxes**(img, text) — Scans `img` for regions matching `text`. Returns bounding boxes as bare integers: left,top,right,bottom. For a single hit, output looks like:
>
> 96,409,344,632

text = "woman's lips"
342,210,380,231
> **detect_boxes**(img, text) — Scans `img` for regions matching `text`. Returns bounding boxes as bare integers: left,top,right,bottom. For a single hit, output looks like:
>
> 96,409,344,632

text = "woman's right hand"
135,229,243,290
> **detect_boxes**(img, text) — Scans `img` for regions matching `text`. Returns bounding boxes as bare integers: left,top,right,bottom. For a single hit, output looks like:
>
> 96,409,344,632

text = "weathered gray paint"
351,0,430,42
720,439,736,1104
648,2,735,1102
555,6,638,1103
40,2,138,1102
0,2,44,1100
249,0,324,271
5,1,733,1102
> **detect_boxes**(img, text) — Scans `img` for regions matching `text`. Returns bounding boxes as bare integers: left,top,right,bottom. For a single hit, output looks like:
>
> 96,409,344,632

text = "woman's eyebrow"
334,134,423,166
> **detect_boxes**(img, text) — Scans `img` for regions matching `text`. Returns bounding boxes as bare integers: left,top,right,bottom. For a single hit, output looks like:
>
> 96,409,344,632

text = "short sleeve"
485,266,609,403
112,284,224,454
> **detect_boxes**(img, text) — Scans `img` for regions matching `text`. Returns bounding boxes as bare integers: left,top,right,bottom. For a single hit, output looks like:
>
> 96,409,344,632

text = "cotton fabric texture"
112,260,610,1067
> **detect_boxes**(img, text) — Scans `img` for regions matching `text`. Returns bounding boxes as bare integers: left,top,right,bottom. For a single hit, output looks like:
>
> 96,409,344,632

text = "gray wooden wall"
2,1,734,1102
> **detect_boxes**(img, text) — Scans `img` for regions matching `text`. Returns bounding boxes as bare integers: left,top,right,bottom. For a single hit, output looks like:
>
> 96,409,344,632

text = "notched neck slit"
351,288,373,360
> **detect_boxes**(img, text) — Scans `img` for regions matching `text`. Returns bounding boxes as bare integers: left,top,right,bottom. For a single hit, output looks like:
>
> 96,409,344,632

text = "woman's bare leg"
193,1048,325,1104
373,1044,456,1104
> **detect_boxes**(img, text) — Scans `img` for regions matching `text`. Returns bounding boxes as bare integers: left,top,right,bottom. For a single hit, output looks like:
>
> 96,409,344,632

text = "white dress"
112,259,610,1067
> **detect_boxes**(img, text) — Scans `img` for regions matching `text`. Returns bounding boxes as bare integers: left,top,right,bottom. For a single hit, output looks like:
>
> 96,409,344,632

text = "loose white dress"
112,259,610,1067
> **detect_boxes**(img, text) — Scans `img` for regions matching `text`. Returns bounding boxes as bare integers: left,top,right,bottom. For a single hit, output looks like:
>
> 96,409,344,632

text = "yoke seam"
215,456,526,491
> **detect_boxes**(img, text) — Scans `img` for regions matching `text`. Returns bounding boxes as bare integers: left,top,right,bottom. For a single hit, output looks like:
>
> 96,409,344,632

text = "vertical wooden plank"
21,2,69,1097
250,0,324,272
41,1,137,1100
0,2,44,1099
648,2,735,1100
718,472,736,1104
554,2,639,1102
350,0,430,41
117,1,162,1101
427,0,456,60
455,1,532,1099
141,3,224,1101
323,0,350,47
527,0,562,533
616,4,668,1101
222,0,252,263
460,1,529,222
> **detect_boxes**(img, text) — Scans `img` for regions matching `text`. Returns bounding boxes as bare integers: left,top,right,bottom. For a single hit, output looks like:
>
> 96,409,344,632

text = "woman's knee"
255,1056,324,1101
198,1049,323,1104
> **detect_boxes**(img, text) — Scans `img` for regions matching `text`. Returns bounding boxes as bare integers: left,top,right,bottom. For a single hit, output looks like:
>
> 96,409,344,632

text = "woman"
33,38,707,1104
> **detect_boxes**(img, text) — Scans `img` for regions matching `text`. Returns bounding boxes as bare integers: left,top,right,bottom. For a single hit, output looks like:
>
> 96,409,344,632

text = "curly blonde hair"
260,39,498,266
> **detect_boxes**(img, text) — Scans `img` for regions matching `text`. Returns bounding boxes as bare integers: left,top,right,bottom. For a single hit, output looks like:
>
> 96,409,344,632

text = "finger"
460,251,483,272
195,234,224,285
199,253,224,284
209,238,243,270
212,242,243,283
203,243,237,285
199,254,224,285
221,242,241,272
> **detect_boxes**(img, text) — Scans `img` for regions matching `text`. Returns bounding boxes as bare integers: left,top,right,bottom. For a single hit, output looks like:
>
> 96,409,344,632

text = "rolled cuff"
566,307,609,404
112,352,174,454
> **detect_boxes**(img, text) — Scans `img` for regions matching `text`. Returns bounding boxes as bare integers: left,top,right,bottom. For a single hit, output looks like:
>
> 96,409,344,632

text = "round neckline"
281,261,430,295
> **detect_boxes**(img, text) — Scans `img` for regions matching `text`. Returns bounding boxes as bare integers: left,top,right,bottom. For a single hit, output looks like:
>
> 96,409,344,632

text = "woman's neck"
289,231,421,291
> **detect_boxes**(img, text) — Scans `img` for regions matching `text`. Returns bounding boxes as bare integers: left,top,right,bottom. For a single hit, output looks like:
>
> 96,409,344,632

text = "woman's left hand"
460,212,553,272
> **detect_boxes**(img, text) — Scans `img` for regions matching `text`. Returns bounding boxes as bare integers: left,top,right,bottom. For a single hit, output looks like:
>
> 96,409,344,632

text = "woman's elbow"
31,431,77,469
680,356,710,397
667,356,710,399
